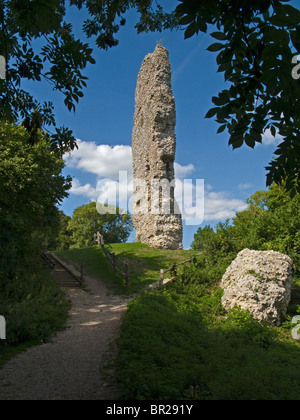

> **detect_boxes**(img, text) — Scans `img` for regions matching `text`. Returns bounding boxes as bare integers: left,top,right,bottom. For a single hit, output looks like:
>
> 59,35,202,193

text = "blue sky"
26,2,283,249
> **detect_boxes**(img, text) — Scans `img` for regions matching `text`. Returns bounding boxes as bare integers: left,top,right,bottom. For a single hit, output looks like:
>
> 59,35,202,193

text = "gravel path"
0,274,130,400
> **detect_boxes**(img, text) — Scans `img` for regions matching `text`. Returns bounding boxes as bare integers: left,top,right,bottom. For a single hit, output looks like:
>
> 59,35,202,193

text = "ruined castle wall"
132,45,183,250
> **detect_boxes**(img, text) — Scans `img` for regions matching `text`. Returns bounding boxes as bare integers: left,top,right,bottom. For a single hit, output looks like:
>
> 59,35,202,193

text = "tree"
66,0,300,194
233,184,300,270
1,1,299,191
0,0,171,152
232,197,275,250
192,184,300,272
0,0,95,152
192,220,237,256
175,0,300,194
55,211,74,250
68,201,133,248
0,123,71,279
191,225,215,250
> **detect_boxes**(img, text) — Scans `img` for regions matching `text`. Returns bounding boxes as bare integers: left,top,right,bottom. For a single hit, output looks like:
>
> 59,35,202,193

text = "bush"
115,289,208,399
192,186,300,274
115,256,300,400
0,265,71,346
174,253,234,289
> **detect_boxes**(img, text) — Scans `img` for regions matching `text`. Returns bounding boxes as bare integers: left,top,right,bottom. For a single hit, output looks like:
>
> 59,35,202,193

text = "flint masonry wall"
132,45,183,250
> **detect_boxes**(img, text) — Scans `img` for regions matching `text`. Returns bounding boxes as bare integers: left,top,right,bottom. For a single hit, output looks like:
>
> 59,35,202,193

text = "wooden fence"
91,232,202,290
159,258,192,288
92,232,130,286
159,255,203,288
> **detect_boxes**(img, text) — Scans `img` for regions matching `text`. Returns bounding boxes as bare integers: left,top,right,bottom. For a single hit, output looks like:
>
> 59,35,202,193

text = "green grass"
0,264,71,368
54,244,300,400
55,243,199,295
115,276,300,400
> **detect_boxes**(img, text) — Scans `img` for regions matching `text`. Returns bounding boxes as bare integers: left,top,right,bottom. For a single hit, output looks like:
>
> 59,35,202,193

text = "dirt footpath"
0,275,130,400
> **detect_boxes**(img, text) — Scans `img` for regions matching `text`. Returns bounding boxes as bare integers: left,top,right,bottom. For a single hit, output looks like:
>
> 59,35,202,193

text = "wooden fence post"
159,269,164,288
111,253,117,271
95,231,130,286
96,231,100,246
100,233,105,247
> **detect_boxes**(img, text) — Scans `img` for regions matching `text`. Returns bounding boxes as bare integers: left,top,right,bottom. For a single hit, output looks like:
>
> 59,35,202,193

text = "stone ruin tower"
132,44,183,250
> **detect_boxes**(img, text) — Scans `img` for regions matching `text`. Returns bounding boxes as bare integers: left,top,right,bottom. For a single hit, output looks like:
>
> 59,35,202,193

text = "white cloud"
174,162,195,179
65,140,133,180
96,175,134,213
204,191,247,222
66,141,246,225
238,183,253,191
70,177,247,225
261,129,283,147
66,140,197,182
175,181,247,224
70,178,98,200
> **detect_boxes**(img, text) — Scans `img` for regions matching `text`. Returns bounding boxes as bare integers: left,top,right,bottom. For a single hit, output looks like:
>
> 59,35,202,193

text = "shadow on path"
0,274,131,400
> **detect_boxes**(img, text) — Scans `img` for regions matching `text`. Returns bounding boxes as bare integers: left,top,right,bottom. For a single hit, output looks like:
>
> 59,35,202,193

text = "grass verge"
55,244,300,400
0,264,71,368
54,243,199,295
115,275,300,400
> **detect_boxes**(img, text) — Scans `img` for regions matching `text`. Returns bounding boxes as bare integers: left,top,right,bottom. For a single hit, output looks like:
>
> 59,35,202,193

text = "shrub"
115,261,300,400
0,265,70,346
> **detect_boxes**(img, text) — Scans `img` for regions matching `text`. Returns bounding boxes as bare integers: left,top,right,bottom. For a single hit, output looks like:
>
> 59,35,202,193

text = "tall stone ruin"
132,44,183,250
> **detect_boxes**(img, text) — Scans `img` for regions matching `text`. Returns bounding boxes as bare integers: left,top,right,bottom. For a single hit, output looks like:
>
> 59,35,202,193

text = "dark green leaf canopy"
0,0,299,192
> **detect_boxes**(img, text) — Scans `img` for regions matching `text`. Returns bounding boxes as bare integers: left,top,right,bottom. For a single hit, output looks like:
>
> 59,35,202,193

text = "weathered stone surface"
132,44,183,250
221,249,294,326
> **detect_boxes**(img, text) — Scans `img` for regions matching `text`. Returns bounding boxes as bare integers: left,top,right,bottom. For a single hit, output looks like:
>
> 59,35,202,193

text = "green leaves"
1,0,299,194
10,0,64,36
205,107,218,119
176,0,213,38
206,31,227,54
211,32,227,41
193,1,300,192
42,33,94,115
207,43,224,52
266,132,300,196
68,202,133,248
184,22,198,39
50,127,77,155
0,1,96,153
0,123,71,279
269,4,300,27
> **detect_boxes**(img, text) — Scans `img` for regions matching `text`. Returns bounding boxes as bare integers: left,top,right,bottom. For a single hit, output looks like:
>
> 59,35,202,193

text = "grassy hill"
55,243,300,400
0,264,71,368
55,243,200,295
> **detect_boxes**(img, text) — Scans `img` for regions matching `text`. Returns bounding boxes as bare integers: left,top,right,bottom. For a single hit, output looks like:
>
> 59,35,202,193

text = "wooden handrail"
92,231,130,286
159,254,203,288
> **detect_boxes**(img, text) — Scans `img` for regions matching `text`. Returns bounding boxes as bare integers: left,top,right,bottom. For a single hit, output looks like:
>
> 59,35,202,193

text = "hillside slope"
55,243,300,400
55,243,199,294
